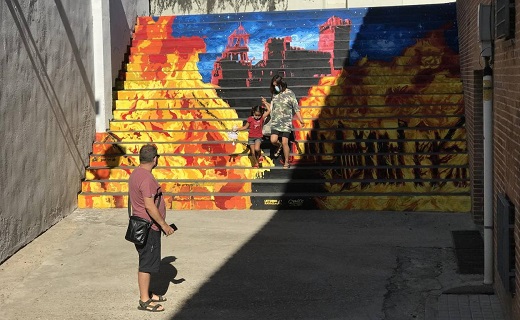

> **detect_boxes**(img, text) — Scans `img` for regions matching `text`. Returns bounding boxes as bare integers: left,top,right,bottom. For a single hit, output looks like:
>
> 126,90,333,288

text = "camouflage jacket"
270,88,300,133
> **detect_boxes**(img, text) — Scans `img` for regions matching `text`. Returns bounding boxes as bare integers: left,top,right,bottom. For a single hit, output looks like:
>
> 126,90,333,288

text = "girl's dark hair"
269,74,287,95
250,105,263,115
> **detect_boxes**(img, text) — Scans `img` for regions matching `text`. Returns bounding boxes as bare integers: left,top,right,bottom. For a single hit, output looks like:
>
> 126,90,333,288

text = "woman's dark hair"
269,74,287,95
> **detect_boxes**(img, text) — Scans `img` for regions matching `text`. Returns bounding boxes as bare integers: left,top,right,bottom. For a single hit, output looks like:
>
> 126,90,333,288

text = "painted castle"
211,17,352,115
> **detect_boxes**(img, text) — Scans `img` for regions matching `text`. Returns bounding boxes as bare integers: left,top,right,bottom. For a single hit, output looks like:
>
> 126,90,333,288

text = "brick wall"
457,1,486,222
493,9,520,318
458,0,520,318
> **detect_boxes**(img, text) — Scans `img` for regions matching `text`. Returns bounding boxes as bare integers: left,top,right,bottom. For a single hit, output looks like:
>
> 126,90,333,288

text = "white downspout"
483,57,493,285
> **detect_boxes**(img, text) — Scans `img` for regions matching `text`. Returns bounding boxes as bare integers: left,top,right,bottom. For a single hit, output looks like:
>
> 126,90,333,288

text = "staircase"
78,3,470,211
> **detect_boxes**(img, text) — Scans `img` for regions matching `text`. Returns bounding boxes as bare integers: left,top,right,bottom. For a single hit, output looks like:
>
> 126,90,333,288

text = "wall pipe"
483,56,493,285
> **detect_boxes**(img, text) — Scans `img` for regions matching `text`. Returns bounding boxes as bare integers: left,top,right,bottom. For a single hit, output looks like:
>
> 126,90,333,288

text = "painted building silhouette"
211,17,352,116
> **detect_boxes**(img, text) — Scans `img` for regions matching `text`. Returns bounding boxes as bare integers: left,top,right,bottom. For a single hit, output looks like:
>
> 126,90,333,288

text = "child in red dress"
234,103,271,167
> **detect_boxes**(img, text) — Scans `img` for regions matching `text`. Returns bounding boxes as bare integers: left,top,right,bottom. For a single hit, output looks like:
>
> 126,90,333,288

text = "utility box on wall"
479,4,493,40
478,4,493,57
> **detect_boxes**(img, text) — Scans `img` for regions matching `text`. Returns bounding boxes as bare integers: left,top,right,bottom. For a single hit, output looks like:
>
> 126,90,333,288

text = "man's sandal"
150,294,167,302
138,299,164,312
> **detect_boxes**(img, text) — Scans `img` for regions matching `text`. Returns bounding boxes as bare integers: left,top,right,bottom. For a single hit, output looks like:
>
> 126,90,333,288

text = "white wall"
348,0,454,8
0,0,147,264
94,0,149,131
150,0,455,15
110,0,149,85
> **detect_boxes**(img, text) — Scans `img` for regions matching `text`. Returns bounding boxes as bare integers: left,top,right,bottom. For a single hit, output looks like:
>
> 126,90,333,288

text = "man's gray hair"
139,144,158,163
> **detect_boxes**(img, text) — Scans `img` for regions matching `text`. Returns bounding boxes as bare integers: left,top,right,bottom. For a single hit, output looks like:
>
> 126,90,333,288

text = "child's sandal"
274,146,282,158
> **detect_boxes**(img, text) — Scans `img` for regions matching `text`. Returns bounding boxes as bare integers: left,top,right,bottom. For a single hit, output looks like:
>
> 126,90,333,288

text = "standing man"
129,144,175,312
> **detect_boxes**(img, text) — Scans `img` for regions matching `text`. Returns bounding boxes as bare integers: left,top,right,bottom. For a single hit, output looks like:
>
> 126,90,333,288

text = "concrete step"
121,63,459,75
124,54,460,68
119,70,461,83
135,16,455,29
106,118,466,130
131,28,456,42
81,179,470,194
88,153,469,167
78,192,250,210
78,192,470,210
113,99,463,110
91,140,468,155
84,165,470,181
110,110,464,122
132,27,457,43
100,131,468,149
114,79,463,91
119,70,203,80
112,88,463,100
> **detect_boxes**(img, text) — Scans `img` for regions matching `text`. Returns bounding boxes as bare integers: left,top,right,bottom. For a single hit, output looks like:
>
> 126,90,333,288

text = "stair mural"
78,2,470,211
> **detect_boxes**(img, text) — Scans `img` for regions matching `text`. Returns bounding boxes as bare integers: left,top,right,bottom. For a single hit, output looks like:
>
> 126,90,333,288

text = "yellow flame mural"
80,17,274,210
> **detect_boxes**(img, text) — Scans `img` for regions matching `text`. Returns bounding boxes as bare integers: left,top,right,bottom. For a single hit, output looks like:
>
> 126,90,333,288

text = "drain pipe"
483,56,493,285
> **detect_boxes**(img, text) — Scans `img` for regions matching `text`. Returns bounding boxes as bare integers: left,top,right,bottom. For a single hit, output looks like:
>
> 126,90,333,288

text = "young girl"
234,103,271,168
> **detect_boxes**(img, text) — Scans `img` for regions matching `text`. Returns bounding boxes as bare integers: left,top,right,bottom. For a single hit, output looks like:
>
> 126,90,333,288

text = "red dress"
247,116,264,138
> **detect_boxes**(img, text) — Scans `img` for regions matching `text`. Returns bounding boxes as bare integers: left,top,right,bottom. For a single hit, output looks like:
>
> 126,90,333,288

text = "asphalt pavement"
0,209,506,319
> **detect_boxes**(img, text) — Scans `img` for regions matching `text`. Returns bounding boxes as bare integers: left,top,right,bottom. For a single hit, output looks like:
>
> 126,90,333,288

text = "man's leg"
137,271,164,311
136,230,164,310
138,271,152,301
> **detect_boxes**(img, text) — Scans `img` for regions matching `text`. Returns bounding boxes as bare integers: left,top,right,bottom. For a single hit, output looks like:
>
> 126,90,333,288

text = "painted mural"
79,3,470,211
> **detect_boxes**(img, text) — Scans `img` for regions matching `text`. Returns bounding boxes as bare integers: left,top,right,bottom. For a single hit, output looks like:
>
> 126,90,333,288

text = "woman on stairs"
262,75,304,169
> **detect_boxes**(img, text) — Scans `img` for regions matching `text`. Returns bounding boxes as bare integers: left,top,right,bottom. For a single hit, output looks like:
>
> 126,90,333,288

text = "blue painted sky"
170,9,367,81
167,3,457,82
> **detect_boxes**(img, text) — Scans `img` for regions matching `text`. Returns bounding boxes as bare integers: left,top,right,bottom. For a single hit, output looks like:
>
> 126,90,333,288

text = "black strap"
128,193,132,218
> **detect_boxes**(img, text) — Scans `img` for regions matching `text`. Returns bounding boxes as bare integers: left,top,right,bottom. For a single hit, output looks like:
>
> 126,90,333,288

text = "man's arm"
144,197,174,235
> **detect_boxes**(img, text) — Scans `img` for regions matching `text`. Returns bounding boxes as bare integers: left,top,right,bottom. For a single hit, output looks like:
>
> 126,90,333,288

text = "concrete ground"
0,209,505,320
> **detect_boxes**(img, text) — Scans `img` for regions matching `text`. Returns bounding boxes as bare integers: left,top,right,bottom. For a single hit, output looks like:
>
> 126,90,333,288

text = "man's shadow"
150,256,185,295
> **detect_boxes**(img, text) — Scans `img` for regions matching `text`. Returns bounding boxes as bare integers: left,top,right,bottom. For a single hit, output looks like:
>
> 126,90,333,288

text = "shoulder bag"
125,193,161,245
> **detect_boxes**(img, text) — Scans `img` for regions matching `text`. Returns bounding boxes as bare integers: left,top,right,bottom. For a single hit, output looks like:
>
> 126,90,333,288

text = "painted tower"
211,18,353,116
318,16,352,70
212,23,252,86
